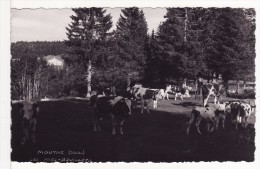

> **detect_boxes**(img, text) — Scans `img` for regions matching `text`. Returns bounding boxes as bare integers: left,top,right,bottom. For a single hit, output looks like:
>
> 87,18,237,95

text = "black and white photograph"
0,0,259,168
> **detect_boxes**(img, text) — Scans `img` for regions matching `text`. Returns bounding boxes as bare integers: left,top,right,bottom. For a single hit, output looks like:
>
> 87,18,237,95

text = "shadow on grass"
171,101,200,108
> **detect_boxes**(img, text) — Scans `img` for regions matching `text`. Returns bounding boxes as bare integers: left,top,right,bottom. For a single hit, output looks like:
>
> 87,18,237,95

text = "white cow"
186,106,224,135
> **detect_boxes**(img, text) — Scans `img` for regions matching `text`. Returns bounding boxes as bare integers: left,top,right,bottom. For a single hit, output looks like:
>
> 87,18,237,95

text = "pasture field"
11,96,255,162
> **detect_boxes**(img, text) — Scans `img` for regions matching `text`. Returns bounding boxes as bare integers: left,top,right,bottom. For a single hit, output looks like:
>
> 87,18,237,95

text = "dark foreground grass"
11,98,255,162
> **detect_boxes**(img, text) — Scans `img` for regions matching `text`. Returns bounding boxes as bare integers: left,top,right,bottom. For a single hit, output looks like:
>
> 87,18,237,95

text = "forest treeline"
11,7,255,100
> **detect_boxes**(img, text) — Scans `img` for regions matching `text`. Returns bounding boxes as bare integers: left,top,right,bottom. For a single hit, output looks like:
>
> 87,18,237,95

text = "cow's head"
225,101,242,121
19,101,39,121
112,97,132,117
243,102,255,115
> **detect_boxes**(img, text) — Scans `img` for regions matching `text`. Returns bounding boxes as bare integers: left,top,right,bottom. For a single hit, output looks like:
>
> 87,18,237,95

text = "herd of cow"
13,82,256,146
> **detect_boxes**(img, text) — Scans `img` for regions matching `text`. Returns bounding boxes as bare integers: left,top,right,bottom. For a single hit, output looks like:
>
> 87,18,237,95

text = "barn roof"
44,55,64,63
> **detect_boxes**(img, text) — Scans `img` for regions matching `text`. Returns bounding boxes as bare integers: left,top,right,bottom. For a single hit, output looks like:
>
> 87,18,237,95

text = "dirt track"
11,97,255,162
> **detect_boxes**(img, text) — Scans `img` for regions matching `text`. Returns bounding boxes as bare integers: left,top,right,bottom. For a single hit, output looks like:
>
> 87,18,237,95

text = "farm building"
44,55,64,69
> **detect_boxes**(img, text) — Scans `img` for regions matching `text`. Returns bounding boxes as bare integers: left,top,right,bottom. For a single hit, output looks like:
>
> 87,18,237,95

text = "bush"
69,89,79,97
227,89,255,99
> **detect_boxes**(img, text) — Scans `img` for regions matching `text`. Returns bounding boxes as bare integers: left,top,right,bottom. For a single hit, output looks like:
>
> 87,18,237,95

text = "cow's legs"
243,116,249,129
180,94,183,100
195,118,202,135
186,112,195,135
119,118,125,135
213,96,220,105
166,93,169,100
21,127,29,145
218,115,225,130
30,119,37,144
209,119,216,132
146,100,151,113
206,122,211,132
214,118,219,131
93,114,101,132
222,117,226,129
140,97,144,114
111,114,116,135
93,118,97,132
162,93,165,100
235,115,242,130
203,95,210,107
153,100,157,109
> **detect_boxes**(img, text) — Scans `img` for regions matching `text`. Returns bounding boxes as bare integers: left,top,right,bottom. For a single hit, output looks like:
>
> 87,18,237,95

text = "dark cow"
90,95,132,135
225,101,241,130
131,85,160,113
16,101,39,145
202,83,224,107
225,101,255,130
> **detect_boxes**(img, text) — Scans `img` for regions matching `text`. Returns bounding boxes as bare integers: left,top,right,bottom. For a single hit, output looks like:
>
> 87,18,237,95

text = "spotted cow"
202,83,224,107
186,105,228,135
131,85,160,113
225,101,255,130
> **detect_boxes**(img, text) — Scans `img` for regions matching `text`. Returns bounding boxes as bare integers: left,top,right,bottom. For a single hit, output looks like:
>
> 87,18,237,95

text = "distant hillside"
11,41,68,59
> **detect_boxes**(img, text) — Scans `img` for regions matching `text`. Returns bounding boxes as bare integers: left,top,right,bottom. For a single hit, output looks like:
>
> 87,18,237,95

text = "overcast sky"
11,8,166,42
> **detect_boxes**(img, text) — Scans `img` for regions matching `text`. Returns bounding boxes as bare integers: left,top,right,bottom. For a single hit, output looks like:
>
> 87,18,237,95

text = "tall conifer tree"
65,8,112,96
115,7,148,88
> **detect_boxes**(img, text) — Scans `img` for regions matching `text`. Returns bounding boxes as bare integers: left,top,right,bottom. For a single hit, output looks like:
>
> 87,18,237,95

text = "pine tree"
114,7,148,88
204,8,254,82
65,8,112,97
156,8,208,84
143,30,161,87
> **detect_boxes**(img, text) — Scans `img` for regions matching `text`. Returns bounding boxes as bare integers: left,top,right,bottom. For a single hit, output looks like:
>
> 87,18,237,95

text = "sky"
11,8,166,42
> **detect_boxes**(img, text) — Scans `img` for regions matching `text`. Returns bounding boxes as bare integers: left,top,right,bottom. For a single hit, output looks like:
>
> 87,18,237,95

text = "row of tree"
11,7,255,99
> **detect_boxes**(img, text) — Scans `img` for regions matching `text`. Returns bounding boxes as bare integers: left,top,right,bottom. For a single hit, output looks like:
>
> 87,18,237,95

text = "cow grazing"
131,85,160,113
186,106,222,135
90,95,132,135
16,101,39,145
202,83,223,107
